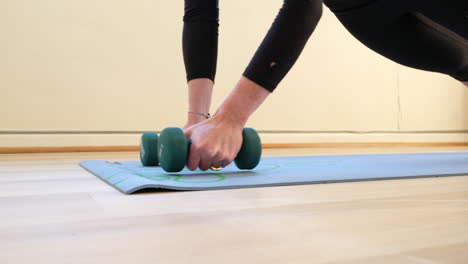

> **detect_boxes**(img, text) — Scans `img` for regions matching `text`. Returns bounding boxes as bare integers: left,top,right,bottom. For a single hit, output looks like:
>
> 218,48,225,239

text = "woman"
181,0,468,171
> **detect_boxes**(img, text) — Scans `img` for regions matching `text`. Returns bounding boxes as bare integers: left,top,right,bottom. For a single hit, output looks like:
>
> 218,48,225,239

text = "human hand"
183,76,270,171
182,114,208,131
183,114,244,171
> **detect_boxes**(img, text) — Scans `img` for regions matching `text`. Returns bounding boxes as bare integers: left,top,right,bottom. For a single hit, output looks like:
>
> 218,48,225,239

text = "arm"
184,76,270,171
185,0,323,170
182,0,219,128
214,77,271,127
183,79,214,129
244,0,323,92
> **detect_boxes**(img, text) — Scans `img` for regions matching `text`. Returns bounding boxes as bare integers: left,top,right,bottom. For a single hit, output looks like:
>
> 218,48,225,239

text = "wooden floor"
1,147,468,264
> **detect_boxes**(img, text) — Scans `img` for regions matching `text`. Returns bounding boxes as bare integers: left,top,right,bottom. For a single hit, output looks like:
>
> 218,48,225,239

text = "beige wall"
2,0,467,147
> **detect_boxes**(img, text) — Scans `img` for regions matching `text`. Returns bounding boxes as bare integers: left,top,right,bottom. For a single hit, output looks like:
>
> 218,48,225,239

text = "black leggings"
183,0,468,92
183,0,220,82
324,0,468,81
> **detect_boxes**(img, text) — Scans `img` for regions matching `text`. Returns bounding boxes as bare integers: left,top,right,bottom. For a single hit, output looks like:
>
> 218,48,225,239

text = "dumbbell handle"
159,127,261,172
184,129,261,170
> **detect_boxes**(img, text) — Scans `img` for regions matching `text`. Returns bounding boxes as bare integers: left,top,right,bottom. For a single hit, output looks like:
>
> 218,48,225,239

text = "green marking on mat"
113,178,128,185
107,163,146,175
140,167,164,171
102,160,279,184
173,173,226,183
137,173,172,181
179,168,206,173
106,172,123,181
253,163,281,172
106,163,123,168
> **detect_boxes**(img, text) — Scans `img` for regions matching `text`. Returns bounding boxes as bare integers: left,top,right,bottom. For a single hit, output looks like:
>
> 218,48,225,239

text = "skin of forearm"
213,76,271,127
187,78,214,124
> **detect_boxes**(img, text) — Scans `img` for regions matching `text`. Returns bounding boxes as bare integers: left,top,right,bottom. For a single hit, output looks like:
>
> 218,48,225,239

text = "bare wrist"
212,109,248,129
186,112,209,126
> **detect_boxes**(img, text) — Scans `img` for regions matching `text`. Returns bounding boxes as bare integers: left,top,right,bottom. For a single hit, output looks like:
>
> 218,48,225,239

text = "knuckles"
188,139,238,170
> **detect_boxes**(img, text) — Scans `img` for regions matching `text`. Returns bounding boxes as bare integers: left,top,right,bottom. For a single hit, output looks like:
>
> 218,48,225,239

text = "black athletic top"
183,0,468,93
183,0,321,91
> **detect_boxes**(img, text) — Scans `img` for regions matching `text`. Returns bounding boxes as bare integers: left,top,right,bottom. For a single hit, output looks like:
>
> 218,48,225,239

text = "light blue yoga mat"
80,152,468,194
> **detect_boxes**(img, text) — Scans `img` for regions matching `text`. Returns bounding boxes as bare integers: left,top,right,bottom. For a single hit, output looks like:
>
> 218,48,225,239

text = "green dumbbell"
158,127,262,172
140,132,159,166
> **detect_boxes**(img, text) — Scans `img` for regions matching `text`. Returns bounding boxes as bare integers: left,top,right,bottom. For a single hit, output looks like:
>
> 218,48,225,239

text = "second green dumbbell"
158,127,262,172
140,132,159,166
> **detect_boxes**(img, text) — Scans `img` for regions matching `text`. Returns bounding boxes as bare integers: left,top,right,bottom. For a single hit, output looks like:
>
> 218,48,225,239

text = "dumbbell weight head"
234,128,262,170
140,132,159,166
159,127,190,172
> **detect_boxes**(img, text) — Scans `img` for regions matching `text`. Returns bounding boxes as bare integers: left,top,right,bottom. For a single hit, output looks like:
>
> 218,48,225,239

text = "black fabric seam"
327,0,379,14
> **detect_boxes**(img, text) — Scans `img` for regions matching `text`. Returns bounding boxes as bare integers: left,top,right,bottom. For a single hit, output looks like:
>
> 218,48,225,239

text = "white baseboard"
1,131,468,147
